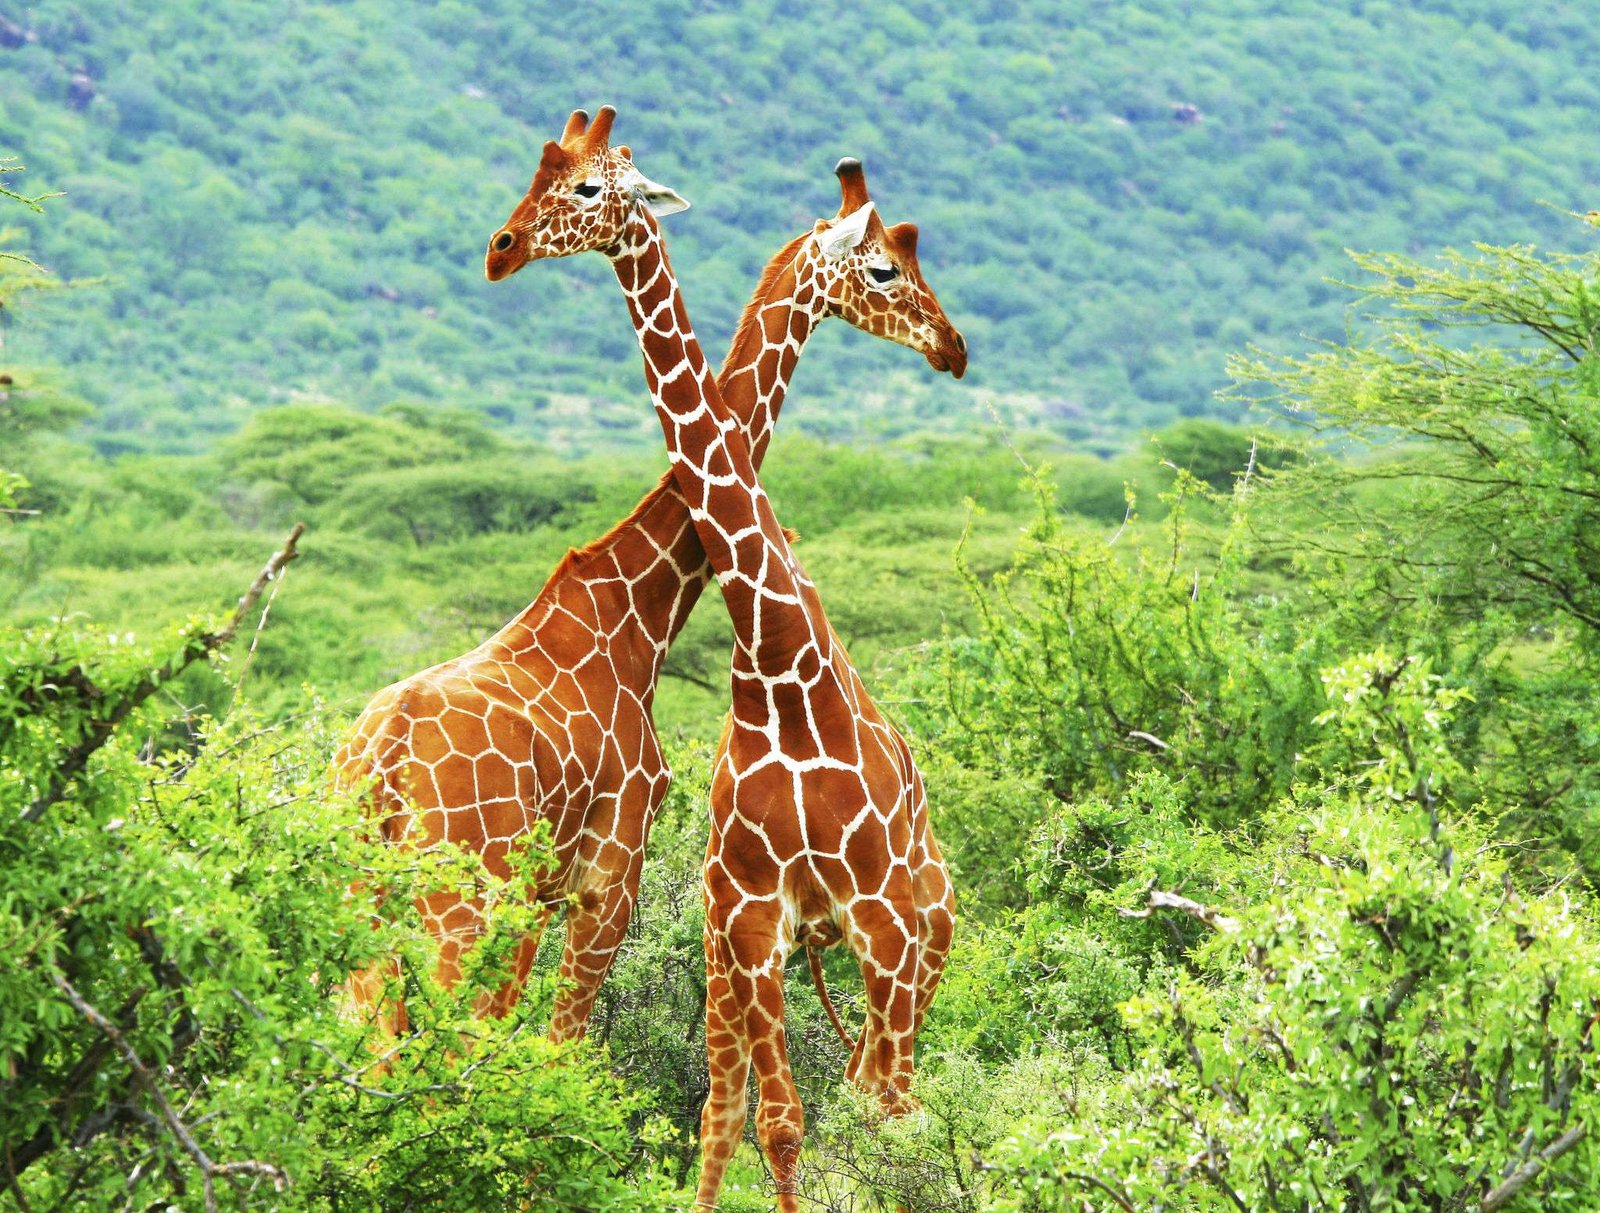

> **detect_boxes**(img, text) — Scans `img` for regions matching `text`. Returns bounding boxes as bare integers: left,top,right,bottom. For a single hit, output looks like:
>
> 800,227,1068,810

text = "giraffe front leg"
547,834,647,1043
418,889,486,1003
344,873,410,1042
719,900,806,1212
748,973,806,1213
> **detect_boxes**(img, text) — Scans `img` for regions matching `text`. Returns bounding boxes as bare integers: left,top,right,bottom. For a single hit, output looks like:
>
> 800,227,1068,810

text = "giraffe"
336,108,966,1047
484,107,962,1212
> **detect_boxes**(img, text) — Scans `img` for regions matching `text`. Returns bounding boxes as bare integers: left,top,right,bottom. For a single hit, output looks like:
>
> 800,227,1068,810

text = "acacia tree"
1228,231,1600,879
1229,233,1600,642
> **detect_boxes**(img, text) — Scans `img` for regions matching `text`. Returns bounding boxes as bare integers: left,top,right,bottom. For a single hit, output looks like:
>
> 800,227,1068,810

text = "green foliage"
0,155,87,536
987,661,1600,1212
1232,232,1600,880
1148,417,1303,493
3,2,1598,450
912,471,1332,825
1232,235,1600,646
10,102,1600,1207
0,608,683,1209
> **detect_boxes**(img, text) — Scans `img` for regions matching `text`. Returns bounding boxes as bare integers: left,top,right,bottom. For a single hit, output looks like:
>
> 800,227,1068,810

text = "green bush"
989,656,1600,1212
0,563,684,1210
907,471,1333,825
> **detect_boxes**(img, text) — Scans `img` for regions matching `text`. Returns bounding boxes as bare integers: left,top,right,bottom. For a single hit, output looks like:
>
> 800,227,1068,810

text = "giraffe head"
485,106,689,281
800,158,968,379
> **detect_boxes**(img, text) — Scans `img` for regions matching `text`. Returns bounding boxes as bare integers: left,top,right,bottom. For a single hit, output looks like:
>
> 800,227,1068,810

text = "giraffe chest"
717,709,917,860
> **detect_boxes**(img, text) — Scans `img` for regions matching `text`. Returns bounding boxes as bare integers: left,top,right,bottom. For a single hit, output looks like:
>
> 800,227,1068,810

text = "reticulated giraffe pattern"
483,106,966,1213
336,107,965,1050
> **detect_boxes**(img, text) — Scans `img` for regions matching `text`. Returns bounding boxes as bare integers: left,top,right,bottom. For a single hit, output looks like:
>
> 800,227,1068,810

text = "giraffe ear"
620,166,691,218
816,202,875,260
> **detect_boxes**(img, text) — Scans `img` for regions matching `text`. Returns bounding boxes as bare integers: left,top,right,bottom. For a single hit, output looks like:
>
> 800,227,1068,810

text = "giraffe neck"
610,210,819,678
719,232,816,461
502,229,823,705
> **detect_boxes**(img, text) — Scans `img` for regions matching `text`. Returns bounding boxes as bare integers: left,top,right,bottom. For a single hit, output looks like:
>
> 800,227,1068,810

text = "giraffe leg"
734,914,805,1211
843,895,921,1116
547,829,648,1043
419,889,497,1014
346,955,408,1038
843,1011,868,1086
697,889,806,1213
344,875,410,1041
911,868,955,1041
694,933,753,1211
747,976,806,1213
909,788,956,1042
477,902,557,1020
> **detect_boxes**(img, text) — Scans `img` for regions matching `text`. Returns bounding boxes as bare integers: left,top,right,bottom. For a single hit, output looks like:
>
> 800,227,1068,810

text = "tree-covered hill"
2,0,1596,454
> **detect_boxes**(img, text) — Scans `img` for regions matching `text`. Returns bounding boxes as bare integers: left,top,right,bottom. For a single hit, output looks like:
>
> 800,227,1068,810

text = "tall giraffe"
337,109,965,1044
485,107,961,1212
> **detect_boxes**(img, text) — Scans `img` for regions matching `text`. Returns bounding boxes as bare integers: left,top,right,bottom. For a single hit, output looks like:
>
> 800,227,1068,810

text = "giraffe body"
484,109,964,1211
341,115,964,1051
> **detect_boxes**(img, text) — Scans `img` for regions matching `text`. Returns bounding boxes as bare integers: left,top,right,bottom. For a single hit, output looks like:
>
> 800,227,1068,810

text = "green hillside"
2,0,1596,454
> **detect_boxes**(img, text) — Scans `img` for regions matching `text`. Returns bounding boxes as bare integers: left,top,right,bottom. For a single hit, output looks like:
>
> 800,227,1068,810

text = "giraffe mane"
550,467,682,575
733,230,811,341
540,473,801,592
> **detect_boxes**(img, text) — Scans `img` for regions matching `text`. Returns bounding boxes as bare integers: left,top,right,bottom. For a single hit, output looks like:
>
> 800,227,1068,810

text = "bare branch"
1128,730,1171,752
21,525,304,823
209,523,306,649
1481,1122,1587,1211
51,975,288,1210
1119,888,1240,934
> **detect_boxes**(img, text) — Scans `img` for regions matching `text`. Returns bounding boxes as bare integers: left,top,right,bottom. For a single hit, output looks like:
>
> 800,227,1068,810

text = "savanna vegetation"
0,0,1597,452
7,2,1600,1208
7,120,1600,1202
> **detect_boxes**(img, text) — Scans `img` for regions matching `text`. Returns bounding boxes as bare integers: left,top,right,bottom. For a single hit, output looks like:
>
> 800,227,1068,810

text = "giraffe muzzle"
928,329,968,379
485,231,529,282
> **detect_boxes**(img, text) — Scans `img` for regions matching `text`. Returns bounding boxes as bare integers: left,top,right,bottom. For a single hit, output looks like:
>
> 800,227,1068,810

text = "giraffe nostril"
491,231,515,253
954,332,967,356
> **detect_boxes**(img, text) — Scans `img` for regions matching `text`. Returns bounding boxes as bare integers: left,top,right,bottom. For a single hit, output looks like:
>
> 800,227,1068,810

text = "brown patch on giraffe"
432,751,476,801
435,705,490,754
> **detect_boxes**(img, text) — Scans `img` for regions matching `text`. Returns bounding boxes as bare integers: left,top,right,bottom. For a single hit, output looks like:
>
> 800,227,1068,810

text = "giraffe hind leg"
911,869,955,1042
842,895,922,1116
477,902,556,1020
694,942,752,1211
346,954,408,1039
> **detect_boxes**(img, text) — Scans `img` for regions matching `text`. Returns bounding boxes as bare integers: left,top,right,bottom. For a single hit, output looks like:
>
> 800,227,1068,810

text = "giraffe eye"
573,180,603,200
868,265,898,285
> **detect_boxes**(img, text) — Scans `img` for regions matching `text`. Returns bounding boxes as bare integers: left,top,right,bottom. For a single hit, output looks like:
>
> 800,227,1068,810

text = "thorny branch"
51,975,288,1211
21,524,304,824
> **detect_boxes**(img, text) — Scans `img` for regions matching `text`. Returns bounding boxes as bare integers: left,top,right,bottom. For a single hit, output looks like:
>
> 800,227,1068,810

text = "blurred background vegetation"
0,0,1596,454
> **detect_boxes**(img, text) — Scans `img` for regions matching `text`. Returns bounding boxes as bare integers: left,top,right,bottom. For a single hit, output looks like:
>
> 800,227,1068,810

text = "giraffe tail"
807,946,856,1052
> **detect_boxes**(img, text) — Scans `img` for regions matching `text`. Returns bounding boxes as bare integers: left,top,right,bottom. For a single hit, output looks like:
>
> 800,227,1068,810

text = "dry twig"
52,975,288,1210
